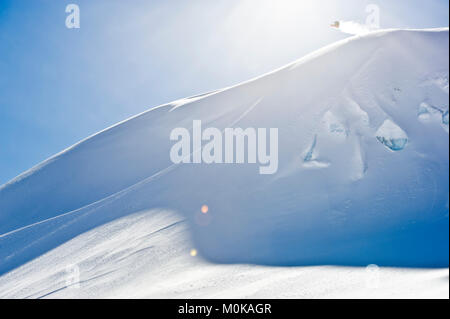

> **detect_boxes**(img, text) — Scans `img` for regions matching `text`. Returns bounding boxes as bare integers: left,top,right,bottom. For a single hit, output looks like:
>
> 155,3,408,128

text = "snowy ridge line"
0,97,263,240
0,88,227,191
0,28,440,191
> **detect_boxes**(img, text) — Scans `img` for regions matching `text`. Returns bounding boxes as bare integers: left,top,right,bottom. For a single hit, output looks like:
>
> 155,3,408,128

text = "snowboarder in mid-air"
330,21,340,29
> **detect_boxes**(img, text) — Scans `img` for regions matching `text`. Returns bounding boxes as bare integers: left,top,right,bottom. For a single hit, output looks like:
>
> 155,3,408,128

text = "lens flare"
201,205,209,214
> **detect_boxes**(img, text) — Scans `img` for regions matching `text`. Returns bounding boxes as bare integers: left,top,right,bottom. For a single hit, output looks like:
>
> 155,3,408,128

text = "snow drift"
0,29,448,284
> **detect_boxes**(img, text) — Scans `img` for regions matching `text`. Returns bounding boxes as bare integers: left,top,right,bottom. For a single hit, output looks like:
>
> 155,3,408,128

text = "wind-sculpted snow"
0,210,447,298
0,29,448,280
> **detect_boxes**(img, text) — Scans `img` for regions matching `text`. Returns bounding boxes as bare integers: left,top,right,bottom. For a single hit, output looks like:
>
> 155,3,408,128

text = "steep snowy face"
0,29,448,273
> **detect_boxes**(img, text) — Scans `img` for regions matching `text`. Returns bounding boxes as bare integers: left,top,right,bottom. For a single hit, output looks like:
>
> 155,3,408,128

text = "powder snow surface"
0,28,448,298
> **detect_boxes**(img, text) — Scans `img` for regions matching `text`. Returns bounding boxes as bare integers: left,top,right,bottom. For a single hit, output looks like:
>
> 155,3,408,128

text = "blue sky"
0,0,448,184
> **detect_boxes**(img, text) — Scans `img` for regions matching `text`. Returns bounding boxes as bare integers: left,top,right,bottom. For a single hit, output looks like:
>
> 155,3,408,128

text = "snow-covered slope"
0,210,447,299
0,28,448,298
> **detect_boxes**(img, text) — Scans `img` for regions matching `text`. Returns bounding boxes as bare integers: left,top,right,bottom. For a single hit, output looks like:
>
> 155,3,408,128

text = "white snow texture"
0,28,448,298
